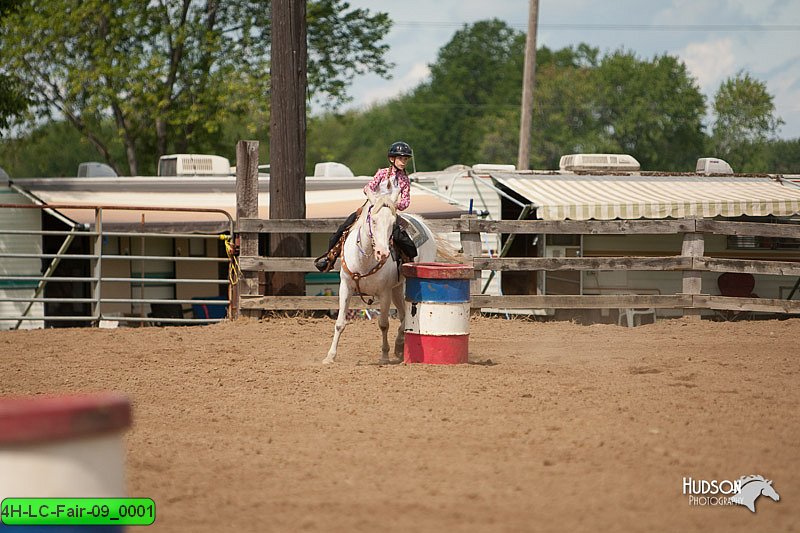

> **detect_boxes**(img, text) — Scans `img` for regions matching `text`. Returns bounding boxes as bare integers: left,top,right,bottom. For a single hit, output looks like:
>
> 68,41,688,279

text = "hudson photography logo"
682,475,780,512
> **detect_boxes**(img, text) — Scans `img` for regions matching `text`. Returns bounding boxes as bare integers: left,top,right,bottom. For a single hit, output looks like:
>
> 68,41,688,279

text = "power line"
393,21,800,32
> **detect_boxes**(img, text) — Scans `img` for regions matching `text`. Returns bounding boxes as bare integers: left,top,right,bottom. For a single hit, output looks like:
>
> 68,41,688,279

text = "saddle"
313,206,363,273
392,215,422,266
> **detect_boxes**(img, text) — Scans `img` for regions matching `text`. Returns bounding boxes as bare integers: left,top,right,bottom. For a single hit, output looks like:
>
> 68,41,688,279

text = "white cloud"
768,67,800,137
405,63,432,86
723,0,776,19
359,62,431,108
678,38,736,92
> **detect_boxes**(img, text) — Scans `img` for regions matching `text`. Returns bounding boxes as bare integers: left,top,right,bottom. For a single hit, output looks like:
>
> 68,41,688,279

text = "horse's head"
762,480,780,502
365,185,399,263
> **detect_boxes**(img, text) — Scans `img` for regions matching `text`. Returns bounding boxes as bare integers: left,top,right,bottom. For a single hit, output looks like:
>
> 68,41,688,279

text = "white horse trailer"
0,173,44,329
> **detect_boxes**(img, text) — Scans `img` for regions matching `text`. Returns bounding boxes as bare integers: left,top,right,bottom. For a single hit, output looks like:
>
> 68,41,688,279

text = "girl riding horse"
314,141,418,272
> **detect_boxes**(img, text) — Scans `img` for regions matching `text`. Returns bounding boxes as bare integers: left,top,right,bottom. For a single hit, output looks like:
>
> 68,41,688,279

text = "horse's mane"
739,474,769,485
371,194,397,216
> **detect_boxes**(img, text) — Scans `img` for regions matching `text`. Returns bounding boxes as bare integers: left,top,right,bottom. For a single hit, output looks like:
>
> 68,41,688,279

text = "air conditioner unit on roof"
472,164,516,173
313,162,354,178
157,154,232,177
559,154,640,172
77,162,118,178
696,157,733,175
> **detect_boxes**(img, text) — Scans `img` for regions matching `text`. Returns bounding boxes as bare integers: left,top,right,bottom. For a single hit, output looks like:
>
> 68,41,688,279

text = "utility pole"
270,0,307,295
517,0,539,171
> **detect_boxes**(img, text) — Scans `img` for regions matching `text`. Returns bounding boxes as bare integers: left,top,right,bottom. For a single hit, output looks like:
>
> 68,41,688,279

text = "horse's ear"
366,186,377,205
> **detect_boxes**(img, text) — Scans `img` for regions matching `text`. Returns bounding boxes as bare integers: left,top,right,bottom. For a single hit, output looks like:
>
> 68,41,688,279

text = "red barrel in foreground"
403,262,472,364
0,392,132,523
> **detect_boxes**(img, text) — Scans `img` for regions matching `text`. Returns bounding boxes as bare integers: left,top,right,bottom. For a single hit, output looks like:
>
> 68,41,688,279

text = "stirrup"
400,253,413,264
314,252,337,273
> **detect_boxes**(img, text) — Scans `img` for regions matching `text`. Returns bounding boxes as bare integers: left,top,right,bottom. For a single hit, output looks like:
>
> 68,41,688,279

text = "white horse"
322,183,441,364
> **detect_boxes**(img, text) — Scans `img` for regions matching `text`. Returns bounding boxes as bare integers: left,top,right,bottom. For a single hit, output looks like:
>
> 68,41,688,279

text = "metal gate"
0,204,235,329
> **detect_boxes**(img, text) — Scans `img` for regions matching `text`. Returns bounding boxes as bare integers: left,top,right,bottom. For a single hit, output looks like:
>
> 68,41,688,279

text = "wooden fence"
234,215,800,317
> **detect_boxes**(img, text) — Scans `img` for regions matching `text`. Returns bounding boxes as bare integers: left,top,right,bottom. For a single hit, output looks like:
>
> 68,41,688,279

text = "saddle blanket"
398,214,430,249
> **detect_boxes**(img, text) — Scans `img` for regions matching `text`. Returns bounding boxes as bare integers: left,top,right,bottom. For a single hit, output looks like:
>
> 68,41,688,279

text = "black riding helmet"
388,141,413,158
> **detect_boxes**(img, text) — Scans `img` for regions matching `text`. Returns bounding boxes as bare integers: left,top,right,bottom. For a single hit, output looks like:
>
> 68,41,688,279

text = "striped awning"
492,173,800,221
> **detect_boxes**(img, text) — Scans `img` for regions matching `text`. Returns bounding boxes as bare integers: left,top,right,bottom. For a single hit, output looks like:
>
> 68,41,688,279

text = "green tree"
307,99,415,176
0,0,391,175
307,0,393,109
593,51,706,171
405,19,526,170
763,139,800,174
0,0,27,132
373,39,601,171
372,21,706,172
529,44,607,169
711,72,784,172
0,73,27,132
0,120,121,177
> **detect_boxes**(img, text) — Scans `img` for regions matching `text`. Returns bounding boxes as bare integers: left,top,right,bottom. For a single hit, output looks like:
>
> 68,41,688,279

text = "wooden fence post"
236,140,260,318
459,214,482,295
681,219,704,320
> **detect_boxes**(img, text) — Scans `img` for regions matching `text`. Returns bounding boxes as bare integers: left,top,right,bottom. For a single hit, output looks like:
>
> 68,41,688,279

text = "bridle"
341,198,395,305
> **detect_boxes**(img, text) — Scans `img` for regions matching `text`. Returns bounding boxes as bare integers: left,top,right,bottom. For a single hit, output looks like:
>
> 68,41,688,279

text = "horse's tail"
433,233,464,263
402,212,464,263
434,233,463,263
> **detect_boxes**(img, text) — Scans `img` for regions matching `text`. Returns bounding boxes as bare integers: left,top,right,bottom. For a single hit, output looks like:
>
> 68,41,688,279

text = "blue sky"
340,0,800,140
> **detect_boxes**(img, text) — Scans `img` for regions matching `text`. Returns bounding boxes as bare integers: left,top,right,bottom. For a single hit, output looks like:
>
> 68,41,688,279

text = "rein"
355,205,373,257
342,200,393,305
341,253,388,305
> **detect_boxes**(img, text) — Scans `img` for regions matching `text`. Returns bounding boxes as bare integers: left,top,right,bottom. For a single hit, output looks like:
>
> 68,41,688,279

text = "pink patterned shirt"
363,167,411,211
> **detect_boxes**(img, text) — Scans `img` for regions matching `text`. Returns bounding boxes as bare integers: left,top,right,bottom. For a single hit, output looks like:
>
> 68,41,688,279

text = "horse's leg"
392,284,406,362
323,285,351,364
378,291,392,364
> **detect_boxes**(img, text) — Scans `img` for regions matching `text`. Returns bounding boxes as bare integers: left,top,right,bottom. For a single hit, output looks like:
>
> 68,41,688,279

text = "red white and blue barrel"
403,262,472,364
0,392,132,532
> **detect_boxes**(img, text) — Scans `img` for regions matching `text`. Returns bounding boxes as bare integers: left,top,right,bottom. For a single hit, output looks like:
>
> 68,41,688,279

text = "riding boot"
314,210,359,272
313,250,338,273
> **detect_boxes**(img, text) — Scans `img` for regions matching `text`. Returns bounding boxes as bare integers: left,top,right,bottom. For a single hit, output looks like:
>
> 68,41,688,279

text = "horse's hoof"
322,356,335,365
378,358,390,365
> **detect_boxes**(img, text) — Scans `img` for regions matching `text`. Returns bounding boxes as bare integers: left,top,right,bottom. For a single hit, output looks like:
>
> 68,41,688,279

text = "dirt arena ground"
2,316,799,532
